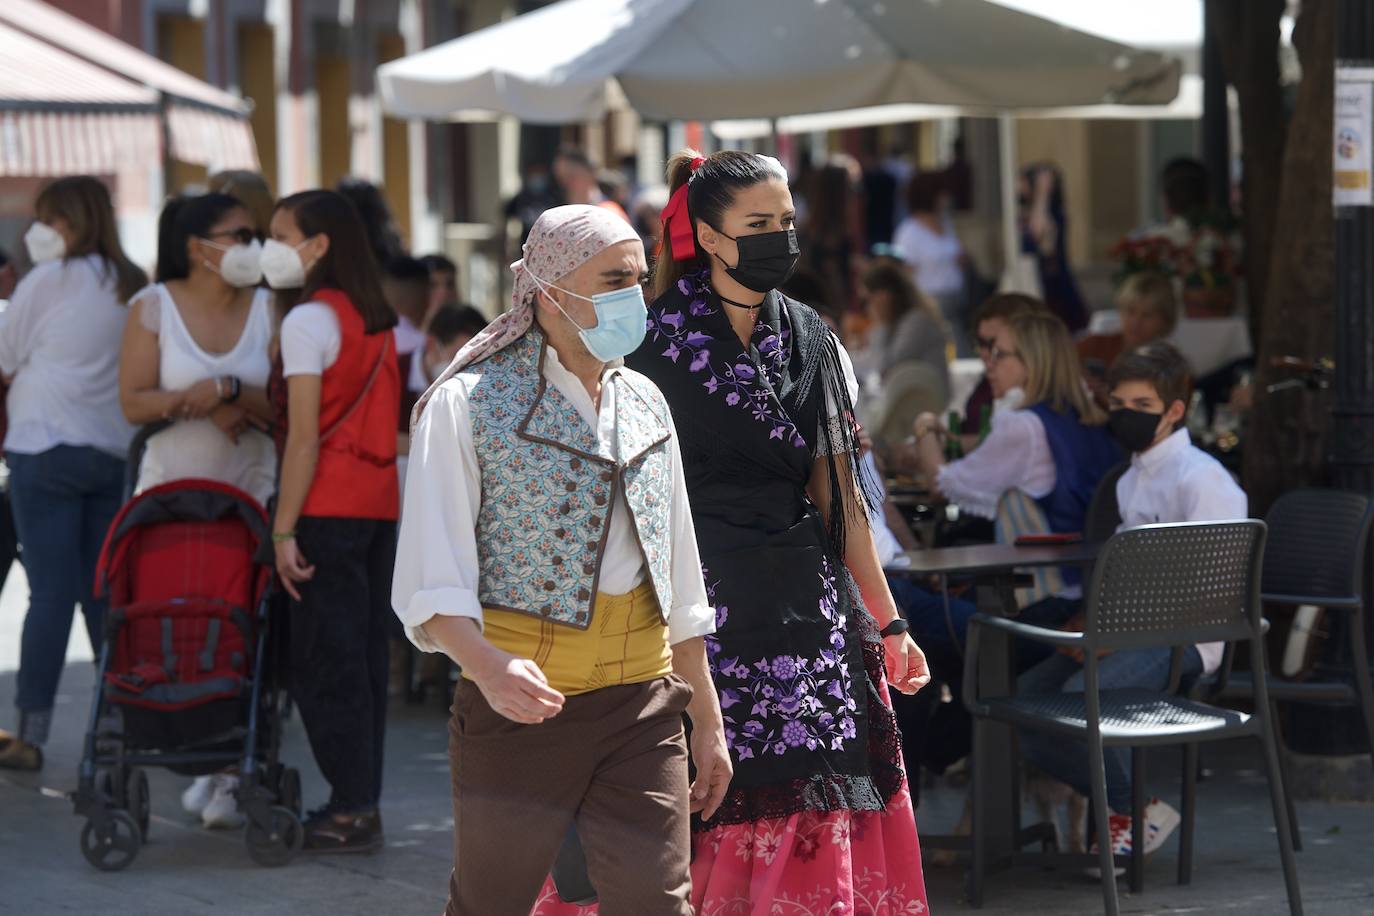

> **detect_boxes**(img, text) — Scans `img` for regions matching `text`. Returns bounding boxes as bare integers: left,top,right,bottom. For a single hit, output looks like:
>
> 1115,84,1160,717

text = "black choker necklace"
717,291,765,310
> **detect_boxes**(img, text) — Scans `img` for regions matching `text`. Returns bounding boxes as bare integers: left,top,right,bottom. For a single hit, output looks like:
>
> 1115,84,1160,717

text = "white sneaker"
181,775,215,816
201,774,245,829
1141,798,1182,855
1086,798,1182,877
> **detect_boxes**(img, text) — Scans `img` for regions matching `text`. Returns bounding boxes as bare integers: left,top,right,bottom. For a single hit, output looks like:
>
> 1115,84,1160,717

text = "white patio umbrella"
709,74,1205,141
377,0,1181,124
378,0,1183,291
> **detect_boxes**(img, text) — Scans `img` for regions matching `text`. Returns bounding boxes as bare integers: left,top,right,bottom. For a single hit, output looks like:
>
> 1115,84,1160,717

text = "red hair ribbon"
659,156,707,261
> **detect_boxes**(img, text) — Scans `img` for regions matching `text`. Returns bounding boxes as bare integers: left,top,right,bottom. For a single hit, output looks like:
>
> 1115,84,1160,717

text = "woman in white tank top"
119,194,277,508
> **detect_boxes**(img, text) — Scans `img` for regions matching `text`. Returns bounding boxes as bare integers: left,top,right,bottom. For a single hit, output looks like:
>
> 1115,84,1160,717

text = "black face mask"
1108,408,1166,453
712,227,801,294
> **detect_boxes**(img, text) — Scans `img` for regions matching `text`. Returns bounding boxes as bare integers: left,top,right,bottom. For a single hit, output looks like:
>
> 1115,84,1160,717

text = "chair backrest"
1261,489,1374,602
867,360,949,449
1084,520,1266,652
1083,459,1129,543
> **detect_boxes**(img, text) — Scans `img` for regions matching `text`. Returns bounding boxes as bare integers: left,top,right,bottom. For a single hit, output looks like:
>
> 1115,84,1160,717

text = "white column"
998,112,1019,289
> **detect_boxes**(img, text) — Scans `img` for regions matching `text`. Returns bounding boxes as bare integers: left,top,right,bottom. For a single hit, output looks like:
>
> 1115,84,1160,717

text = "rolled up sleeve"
391,380,485,652
937,409,1053,520
663,411,715,645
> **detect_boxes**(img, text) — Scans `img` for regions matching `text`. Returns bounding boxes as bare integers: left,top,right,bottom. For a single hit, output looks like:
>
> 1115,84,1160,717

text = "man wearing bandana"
392,205,731,915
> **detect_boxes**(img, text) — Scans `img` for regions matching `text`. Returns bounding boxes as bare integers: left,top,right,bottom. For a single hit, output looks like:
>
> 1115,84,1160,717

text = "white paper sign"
1335,70,1374,207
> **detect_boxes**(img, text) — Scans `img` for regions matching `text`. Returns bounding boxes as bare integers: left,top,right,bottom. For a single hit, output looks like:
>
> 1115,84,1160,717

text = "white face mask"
200,238,263,288
24,221,66,264
261,238,310,290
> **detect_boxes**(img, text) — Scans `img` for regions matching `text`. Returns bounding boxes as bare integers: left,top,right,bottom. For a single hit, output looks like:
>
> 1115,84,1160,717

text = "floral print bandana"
411,204,638,432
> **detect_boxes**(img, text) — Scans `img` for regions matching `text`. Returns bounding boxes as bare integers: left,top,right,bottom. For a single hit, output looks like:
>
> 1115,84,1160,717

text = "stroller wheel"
277,767,302,816
125,768,150,842
80,810,141,872
245,806,303,867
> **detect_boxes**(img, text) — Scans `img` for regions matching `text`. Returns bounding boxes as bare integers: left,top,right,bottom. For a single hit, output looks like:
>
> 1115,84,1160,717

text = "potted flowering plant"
1111,211,1244,318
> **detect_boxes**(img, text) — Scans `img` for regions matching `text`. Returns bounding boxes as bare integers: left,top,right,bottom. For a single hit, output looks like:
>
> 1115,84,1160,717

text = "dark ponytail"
652,148,788,300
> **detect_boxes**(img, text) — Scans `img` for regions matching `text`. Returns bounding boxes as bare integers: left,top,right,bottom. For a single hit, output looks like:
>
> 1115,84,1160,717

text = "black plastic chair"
963,521,1301,916
1202,489,1374,853
1083,460,1129,544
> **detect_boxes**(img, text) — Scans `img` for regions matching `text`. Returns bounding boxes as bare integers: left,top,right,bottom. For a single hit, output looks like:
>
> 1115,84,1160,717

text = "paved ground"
2,567,1373,915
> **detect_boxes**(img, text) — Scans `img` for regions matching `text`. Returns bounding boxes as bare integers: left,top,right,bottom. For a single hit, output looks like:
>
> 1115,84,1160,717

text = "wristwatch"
880,617,910,638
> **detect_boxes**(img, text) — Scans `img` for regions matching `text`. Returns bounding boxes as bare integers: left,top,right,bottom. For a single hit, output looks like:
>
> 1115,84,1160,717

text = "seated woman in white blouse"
912,308,1124,691
913,309,1120,537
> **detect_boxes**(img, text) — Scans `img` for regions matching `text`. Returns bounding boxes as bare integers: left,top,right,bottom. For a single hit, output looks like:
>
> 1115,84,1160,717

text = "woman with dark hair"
800,156,860,310
631,149,930,912
860,257,951,383
120,193,276,826
265,189,400,852
121,194,276,505
0,176,142,770
335,177,407,267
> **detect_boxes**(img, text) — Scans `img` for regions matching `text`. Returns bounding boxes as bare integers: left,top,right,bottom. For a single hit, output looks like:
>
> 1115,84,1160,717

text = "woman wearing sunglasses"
118,193,278,827
915,307,1120,549
120,194,277,511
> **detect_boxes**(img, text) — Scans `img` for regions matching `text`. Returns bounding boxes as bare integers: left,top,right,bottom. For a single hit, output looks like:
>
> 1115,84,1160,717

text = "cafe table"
885,540,1101,873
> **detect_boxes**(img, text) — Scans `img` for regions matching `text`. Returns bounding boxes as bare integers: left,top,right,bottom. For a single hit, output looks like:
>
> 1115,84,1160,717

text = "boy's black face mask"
1108,408,1167,453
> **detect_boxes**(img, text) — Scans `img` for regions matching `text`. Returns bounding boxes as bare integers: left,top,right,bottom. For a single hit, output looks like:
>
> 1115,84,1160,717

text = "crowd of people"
0,138,1258,912
0,174,483,852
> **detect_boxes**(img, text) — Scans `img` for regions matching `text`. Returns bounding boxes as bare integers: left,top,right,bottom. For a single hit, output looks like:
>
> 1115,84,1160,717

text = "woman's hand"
883,631,932,695
274,536,315,601
912,412,945,442
179,378,224,419
209,404,249,444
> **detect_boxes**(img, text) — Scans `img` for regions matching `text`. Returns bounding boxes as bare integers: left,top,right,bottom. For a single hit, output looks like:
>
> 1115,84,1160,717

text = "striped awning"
0,109,162,177
166,103,259,171
0,20,163,177
0,21,158,110
0,0,248,115
0,1,257,176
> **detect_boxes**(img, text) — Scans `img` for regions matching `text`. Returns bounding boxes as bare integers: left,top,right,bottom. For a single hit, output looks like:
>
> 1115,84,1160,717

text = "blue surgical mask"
530,273,648,362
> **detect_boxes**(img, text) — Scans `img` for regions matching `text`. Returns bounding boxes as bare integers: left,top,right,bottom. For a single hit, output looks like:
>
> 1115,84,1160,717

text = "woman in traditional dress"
639,149,930,913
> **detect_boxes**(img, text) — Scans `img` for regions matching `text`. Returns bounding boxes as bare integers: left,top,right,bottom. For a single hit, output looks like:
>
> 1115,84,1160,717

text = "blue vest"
467,331,677,629
1027,402,1122,537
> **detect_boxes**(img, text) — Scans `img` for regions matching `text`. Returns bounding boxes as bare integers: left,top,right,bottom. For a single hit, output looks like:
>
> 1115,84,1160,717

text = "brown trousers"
445,674,694,916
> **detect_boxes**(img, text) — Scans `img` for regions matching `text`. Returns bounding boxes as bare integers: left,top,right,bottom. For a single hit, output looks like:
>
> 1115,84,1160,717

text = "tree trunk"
1241,0,1337,513
1208,0,1287,344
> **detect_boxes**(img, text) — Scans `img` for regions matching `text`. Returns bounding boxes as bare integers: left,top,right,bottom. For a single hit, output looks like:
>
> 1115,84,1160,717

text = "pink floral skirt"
531,787,928,916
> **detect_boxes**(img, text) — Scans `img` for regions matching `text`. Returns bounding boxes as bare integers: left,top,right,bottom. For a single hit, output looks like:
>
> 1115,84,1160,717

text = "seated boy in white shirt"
1018,340,1247,864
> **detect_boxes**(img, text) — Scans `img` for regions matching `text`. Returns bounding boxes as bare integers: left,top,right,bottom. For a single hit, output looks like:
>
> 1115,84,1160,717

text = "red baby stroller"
72,424,301,871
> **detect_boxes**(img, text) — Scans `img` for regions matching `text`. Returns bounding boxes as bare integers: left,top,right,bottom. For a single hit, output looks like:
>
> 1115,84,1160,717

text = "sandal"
302,809,383,854
0,737,43,771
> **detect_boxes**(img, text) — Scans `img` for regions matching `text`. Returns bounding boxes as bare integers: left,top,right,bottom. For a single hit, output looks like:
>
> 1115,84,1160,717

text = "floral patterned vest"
468,330,676,630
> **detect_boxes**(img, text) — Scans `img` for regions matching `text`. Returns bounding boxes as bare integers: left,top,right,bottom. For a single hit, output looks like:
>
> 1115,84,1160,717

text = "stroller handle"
124,421,174,503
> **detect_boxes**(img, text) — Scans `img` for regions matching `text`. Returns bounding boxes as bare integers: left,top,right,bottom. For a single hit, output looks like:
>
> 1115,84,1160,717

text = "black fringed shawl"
627,269,902,826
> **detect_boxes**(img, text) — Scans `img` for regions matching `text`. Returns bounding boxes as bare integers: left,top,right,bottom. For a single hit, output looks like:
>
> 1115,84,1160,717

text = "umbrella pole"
998,112,1019,290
